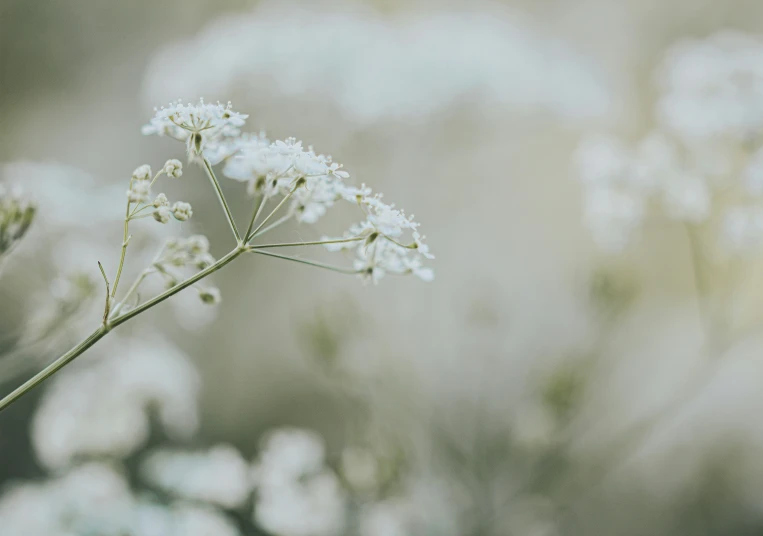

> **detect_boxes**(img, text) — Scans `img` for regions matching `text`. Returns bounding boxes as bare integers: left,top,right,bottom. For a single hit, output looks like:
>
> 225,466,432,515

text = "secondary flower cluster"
143,99,434,283
576,31,763,252
126,161,192,224
0,184,35,258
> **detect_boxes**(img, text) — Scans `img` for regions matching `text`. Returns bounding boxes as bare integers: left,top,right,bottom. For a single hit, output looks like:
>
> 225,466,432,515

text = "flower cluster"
31,336,200,470
142,99,247,159
0,462,240,536
576,32,763,252
0,184,35,259
143,99,434,284
143,7,613,125
126,161,193,224
252,429,347,536
140,445,250,509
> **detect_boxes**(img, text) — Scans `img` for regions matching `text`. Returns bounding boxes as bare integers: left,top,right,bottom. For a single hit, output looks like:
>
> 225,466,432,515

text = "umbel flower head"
142,99,434,284
142,99,247,160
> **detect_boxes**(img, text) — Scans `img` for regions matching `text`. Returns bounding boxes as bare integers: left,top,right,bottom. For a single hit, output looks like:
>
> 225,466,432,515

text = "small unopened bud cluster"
126,161,192,225
0,185,36,256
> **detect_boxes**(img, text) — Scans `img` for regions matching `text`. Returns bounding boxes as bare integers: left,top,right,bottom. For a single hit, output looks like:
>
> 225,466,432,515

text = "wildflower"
140,445,250,508
172,201,193,221
142,99,248,159
131,164,152,181
127,180,151,204
163,159,183,178
153,193,169,208
153,206,171,224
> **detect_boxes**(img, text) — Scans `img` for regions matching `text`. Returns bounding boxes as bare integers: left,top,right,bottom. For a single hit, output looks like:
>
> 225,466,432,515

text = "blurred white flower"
657,31,763,142
0,462,134,536
32,335,200,469
252,428,347,536
143,5,614,125
141,445,250,509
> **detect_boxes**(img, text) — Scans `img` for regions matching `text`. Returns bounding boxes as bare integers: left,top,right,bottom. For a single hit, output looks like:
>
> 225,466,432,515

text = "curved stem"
0,327,108,413
0,246,246,414
202,157,240,242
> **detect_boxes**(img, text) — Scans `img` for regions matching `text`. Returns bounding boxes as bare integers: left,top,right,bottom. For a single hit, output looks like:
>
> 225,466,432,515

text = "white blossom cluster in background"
142,4,614,125
0,346,431,536
143,99,434,283
577,31,763,253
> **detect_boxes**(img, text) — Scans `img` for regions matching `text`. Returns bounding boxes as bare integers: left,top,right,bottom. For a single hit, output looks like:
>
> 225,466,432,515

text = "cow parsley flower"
140,445,251,509
252,428,347,536
142,99,248,159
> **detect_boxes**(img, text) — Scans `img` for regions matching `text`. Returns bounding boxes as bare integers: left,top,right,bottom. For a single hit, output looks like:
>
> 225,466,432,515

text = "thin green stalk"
248,213,293,240
0,246,245,414
0,327,108,413
243,193,265,242
111,201,132,299
202,157,240,242
248,248,359,275
247,187,299,242
108,270,150,320
110,247,244,327
251,237,364,249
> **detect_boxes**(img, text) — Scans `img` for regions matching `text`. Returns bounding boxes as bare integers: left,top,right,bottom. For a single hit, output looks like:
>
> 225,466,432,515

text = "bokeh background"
4,0,763,534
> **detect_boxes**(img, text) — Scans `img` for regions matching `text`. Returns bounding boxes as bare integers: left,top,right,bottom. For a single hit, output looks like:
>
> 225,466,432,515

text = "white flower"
153,206,171,224
252,429,346,536
656,31,763,142
0,463,134,536
140,445,251,509
32,335,200,469
172,505,241,536
132,164,153,181
163,159,183,178
153,193,169,208
127,180,151,204
172,201,193,221
142,99,248,158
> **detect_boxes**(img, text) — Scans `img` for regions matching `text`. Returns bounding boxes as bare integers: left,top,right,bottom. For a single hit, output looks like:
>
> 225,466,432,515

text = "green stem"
247,187,299,242
248,248,359,275
243,193,265,243
251,237,364,249
0,327,108,413
111,201,132,299
202,157,240,242
248,213,293,240
0,246,246,414
110,247,244,328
